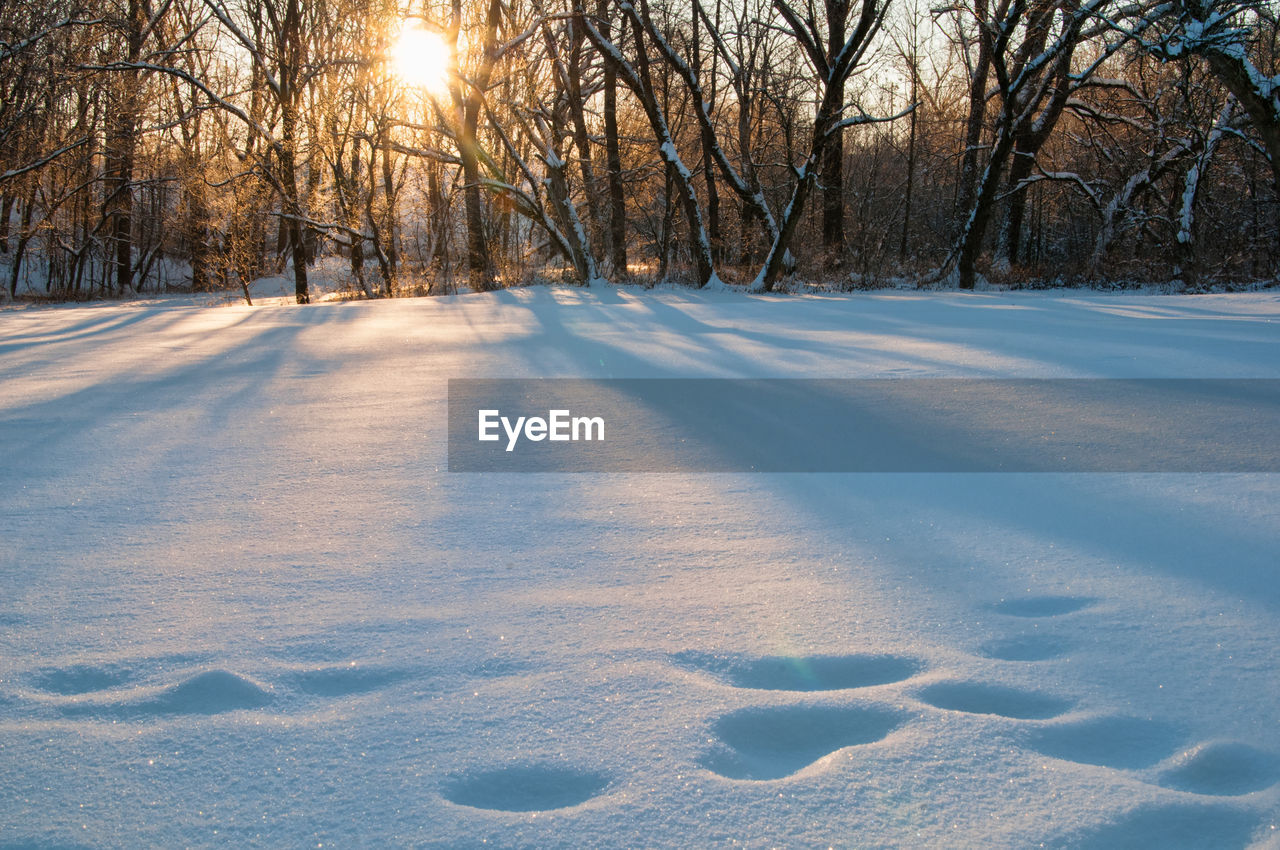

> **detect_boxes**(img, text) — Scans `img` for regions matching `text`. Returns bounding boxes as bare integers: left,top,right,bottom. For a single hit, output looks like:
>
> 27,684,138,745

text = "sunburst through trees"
391,20,452,95
0,0,1276,302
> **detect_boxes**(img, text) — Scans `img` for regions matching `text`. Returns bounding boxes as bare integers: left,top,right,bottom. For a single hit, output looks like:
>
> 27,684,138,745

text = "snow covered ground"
1,286,1278,848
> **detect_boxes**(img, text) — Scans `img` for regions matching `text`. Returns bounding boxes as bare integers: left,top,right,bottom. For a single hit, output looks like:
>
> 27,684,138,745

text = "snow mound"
141,670,272,716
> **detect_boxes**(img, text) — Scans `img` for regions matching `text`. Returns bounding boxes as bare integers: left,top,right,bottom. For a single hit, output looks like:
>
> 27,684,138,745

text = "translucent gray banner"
447,379,1280,472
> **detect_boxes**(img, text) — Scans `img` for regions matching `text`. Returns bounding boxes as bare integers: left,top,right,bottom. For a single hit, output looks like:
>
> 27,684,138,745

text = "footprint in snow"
31,663,136,695
28,653,210,697
979,634,1071,662
917,681,1072,720
61,670,271,717
990,595,1096,618
699,703,904,781
1042,802,1263,849
442,764,612,811
1157,741,1280,797
1027,715,1185,769
673,651,923,691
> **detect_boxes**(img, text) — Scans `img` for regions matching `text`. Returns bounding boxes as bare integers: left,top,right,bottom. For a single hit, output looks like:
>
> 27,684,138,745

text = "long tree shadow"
496,290,1280,601
0,304,180,353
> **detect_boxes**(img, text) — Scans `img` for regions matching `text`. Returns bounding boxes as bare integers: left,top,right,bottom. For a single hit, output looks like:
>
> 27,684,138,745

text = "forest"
1,0,1278,303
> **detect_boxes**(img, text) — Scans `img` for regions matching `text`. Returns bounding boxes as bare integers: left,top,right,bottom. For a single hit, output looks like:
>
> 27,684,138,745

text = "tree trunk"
459,111,495,289
821,0,849,256
280,0,309,303
956,124,1016,289
8,194,35,298
0,194,12,254
567,19,602,255
757,74,850,289
658,162,675,281
957,0,1009,225
104,0,144,294
452,0,502,290
363,135,396,296
821,124,844,256
600,1,627,277
758,153,818,289
379,131,398,294
427,163,450,289
737,82,761,265
898,59,918,261
620,1,716,286
1201,50,1280,200
188,183,210,291
1000,146,1035,265
691,10,723,264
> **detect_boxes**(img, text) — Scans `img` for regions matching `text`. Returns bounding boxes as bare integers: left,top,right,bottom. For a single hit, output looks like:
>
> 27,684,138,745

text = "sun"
392,22,451,95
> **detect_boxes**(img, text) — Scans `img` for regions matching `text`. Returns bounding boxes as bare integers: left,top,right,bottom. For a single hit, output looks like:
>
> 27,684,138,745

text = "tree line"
1,0,1277,303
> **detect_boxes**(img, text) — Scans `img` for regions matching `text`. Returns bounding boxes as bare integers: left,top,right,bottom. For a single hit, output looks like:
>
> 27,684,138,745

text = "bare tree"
752,0,899,291
580,0,720,286
941,0,1161,288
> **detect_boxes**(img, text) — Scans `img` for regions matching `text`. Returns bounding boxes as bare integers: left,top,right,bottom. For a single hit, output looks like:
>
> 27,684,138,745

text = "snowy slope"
1,287,1278,848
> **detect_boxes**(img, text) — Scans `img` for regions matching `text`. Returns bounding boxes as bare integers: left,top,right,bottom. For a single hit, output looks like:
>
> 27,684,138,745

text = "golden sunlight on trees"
0,0,1276,302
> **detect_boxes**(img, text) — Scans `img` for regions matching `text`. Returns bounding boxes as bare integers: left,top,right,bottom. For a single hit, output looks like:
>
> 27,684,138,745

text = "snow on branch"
200,0,284,99
829,103,917,135
0,137,90,185
1002,168,1105,209
1,17,103,62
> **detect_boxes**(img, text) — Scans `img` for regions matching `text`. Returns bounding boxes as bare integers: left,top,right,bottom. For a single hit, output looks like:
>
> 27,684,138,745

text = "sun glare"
392,23,451,95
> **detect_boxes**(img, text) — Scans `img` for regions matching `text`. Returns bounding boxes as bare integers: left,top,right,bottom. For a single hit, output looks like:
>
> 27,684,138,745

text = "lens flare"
392,22,451,95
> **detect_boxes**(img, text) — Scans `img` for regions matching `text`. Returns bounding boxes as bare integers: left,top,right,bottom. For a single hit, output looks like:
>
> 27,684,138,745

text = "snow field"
1,286,1278,847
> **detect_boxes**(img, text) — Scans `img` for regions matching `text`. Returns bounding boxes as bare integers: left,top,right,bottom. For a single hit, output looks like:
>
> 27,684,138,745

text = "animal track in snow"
61,670,272,717
28,653,210,698
917,681,1072,720
1043,803,1262,849
673,651,923,692
990,596,1095,618
1027,716,1185,769
1157,741,1280,797
441,764,612,811
698,704,904,781
978,634,1070,662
